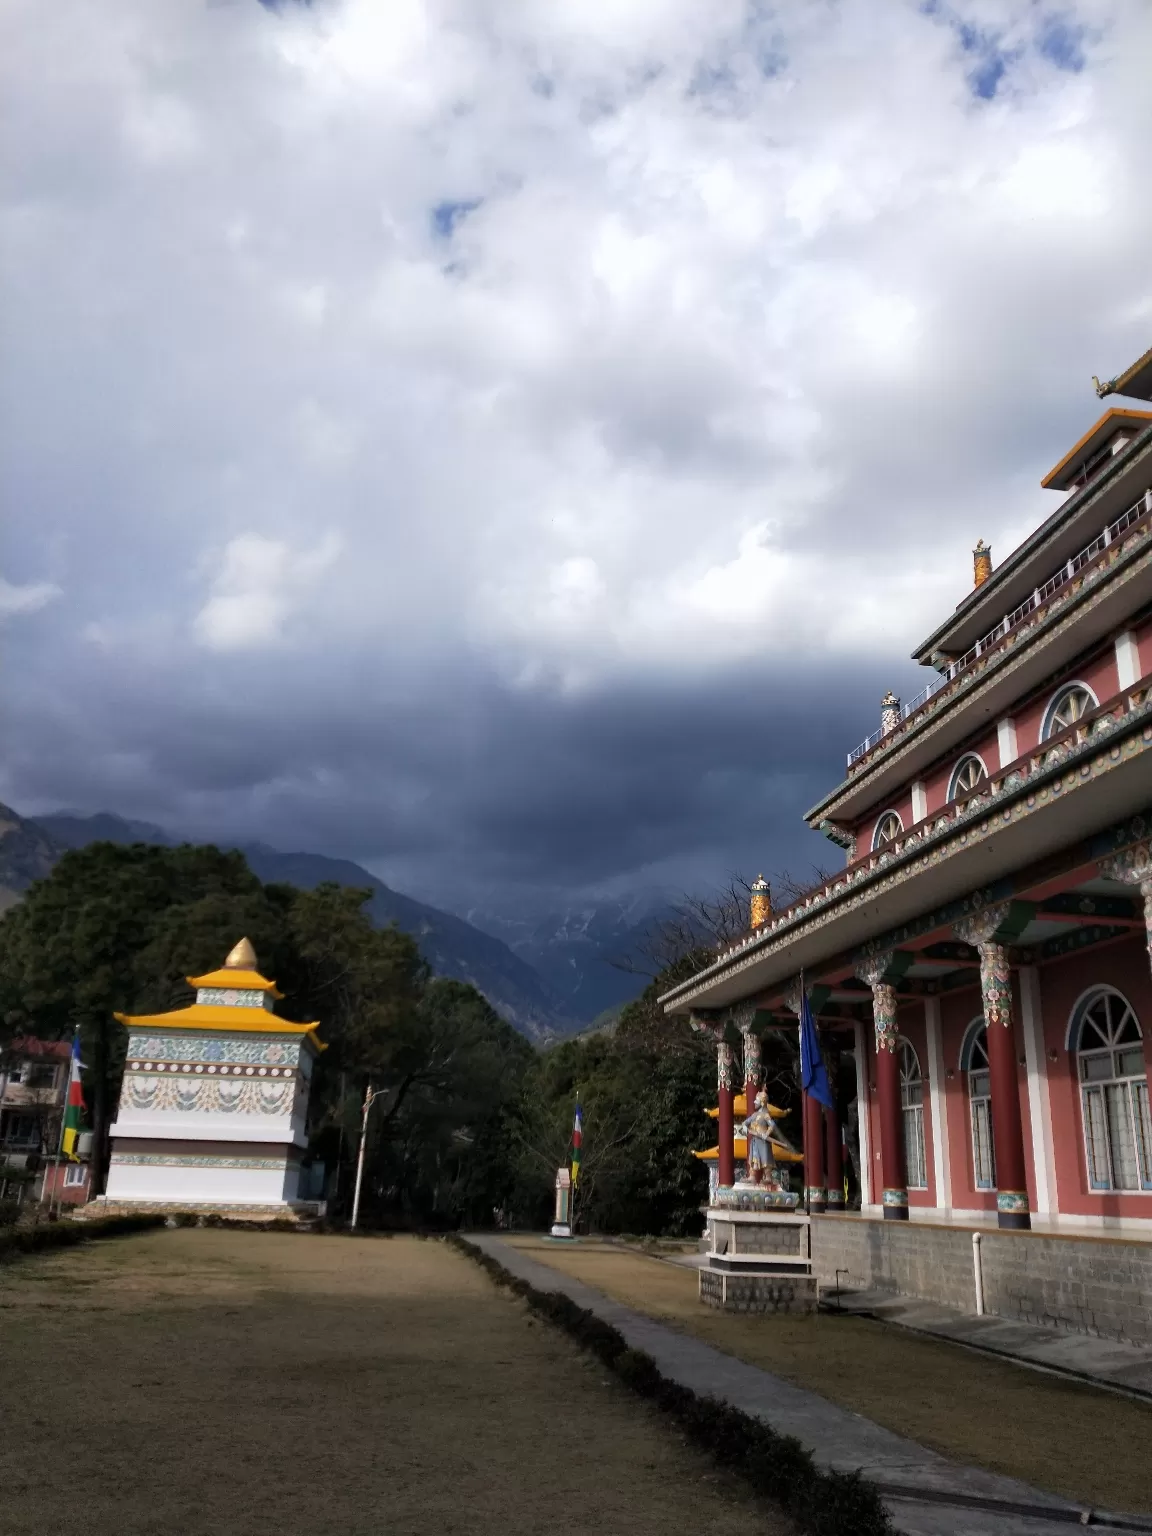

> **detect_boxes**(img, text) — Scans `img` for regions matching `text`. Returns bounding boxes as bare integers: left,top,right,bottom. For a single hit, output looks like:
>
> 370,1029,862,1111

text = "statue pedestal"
551,1166,573,1239
698,1193,818,1314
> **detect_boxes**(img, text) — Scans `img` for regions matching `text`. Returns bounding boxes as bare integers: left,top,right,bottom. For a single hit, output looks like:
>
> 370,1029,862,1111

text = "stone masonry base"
80,1197,323,1224
811,1214,1152,1345
699,1266,818,1314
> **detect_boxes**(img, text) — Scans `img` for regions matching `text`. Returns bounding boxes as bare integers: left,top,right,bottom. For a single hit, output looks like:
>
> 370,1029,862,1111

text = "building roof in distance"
1095,343,1152,403
1040,407,1152,491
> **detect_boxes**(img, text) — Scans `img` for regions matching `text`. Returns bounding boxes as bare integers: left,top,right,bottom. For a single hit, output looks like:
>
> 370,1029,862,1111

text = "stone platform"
700,1267,818,1314
80,1197,324,1224
699,1201,817,1313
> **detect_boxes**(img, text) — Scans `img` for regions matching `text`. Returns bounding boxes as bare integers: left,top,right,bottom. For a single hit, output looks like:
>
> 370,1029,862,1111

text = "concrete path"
466,1235,1151,1536
824,1287,1152,1401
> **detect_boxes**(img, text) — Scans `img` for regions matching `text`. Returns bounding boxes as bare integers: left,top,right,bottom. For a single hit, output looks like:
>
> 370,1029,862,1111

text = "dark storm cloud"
1,0,1149,914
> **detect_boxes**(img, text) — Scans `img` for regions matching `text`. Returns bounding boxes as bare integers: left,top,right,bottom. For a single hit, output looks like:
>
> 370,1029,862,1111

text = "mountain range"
0,804,661,1041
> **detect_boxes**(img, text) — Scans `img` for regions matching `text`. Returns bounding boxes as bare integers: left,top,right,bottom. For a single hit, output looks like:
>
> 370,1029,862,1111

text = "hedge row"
0,1212,166,1264
449,1235,893,1536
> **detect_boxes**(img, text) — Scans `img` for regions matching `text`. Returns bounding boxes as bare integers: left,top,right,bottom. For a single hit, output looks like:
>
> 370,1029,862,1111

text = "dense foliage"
0,842,831,1234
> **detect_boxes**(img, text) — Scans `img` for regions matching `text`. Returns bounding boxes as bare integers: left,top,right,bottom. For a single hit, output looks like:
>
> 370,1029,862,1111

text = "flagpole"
44,1029,76,1218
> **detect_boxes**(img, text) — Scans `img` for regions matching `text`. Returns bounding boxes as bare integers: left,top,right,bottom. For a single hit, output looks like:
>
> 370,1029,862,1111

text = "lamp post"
350,1084,379,1232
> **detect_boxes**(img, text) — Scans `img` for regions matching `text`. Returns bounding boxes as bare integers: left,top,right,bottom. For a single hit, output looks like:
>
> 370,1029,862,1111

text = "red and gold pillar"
824,1105,845,1208
976,940,1031,1230
803,1090,826,1211
870,978,908,1220
742,1026,763,1113
955,904,1033,1231
717,1039,736,1189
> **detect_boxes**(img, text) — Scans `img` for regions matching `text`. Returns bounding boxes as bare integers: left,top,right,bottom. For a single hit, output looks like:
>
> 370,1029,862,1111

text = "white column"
996,716,1018,769
852,1018,876,1210
924,997,952,1213
911,781,928,823
1115,631,1142,692
1019,965,1057,1218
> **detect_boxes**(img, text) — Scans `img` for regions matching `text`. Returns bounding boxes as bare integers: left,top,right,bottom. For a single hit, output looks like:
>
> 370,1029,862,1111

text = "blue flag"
799,991,835,1110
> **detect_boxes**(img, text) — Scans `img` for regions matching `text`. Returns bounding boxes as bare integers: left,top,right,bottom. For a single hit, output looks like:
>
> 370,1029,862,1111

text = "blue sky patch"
431,199,482,239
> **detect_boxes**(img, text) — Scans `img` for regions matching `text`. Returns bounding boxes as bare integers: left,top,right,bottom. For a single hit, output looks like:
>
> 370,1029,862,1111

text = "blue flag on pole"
799,991,835,1110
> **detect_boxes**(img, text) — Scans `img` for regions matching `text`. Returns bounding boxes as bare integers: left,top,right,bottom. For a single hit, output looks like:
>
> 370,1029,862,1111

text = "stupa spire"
224,937,258,971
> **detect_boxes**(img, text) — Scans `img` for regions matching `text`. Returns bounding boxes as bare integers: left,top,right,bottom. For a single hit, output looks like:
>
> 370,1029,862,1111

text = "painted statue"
736,1091,797,1192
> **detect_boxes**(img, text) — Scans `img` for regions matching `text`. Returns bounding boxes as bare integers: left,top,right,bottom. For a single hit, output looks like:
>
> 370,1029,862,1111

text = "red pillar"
871,980,908,1220
803,1090,826,1211
979,941,1031,1230
717,1040,736,1189
824,1106,844,1207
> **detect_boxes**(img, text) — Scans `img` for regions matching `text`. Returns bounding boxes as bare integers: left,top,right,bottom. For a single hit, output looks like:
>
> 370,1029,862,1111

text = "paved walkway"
825,1287,1152,1401
467,1236,1152,1536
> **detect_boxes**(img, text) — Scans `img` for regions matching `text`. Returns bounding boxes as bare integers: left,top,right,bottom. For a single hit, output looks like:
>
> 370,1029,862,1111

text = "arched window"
872,811,903,850
1072,989,1151,1192
899,1038,928,1189
1041,683,1097,741
948,754,988,802
961,1020,996,1190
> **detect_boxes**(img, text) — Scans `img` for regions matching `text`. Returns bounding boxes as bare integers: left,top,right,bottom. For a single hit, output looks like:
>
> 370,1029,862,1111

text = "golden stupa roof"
706,1095,788,1120
186,936,284,998
114,938,322,1045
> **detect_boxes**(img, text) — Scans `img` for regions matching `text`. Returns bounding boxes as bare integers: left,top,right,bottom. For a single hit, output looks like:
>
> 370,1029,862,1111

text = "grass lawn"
0,1228,788,1536
504,1235,1152,1516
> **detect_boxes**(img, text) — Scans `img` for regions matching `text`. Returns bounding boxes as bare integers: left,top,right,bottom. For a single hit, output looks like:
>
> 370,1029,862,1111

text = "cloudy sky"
1,0,1149,915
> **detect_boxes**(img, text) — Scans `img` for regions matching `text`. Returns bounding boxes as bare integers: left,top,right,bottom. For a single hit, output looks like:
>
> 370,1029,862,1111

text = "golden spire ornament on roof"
224,936,258,970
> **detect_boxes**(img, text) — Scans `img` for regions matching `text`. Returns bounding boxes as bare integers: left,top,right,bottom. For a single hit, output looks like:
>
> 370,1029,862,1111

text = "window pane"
970,1071,990,1097
1079,1021,1107,1051
1081,1054,1113,1082
1116,1049,1145,1078
903,1105,927,1189
1134,1083,1152,1189
971,1098,996,1189
1083,1088,1110,1189
1104,1084,1138,1190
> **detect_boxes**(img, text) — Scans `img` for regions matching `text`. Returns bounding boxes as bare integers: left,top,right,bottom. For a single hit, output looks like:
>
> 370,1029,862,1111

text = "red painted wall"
1010,646,1119,758
1037,937,1152,1220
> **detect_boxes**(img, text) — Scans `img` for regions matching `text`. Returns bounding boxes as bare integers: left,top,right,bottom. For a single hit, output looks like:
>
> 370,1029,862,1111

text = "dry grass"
0,1229,789,1536
506,1236,1152,1516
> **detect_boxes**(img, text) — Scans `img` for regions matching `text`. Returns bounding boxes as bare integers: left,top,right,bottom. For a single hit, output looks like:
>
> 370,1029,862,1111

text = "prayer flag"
61,1035,85,1160
570,1101,583,1188
799,992,835,1111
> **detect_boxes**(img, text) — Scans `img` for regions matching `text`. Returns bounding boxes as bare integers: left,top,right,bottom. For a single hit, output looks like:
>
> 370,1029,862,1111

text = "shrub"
448,1235,893,1536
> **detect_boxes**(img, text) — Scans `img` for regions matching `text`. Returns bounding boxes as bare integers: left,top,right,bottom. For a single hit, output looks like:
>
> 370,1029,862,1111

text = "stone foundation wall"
810,1215,1152,1345
712,1218,803,1255
699,1268,817,1314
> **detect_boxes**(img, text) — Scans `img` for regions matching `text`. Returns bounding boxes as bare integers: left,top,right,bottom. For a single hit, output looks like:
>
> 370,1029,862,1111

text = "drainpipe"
972,1232,985,1316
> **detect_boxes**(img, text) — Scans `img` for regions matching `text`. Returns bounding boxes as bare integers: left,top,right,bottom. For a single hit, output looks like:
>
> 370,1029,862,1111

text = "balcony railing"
846,487,1152,769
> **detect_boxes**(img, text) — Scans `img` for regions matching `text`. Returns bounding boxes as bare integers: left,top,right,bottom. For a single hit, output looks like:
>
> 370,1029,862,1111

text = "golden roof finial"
224,937,258,971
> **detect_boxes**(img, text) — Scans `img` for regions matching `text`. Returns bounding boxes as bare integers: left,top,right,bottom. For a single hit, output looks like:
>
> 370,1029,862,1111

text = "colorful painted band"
824,1189,846,1206
805,1186,827,1202
996,1190,1031,1215
882,1187,909,1208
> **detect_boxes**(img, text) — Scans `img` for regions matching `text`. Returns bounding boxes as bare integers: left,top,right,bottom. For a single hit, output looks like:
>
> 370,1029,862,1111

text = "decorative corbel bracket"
953,900,1035,947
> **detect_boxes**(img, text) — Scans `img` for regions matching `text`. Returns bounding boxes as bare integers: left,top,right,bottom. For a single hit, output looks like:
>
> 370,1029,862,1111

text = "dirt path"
504,1236,1152,1516
0,1229,786,1536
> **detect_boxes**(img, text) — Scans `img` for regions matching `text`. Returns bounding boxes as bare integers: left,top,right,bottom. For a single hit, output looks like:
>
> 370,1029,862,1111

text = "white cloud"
1,0,1151,887
0,577,60,619
193,532,342,652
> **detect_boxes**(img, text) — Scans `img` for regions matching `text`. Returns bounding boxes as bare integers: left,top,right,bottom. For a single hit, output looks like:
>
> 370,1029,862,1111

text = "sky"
1,0,1150,917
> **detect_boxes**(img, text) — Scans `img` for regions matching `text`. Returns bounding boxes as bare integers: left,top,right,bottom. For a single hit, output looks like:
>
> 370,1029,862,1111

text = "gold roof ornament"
225,937,258,970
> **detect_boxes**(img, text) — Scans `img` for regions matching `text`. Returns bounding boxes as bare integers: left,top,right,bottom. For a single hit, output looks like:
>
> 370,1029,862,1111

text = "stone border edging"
448,1233,895,1536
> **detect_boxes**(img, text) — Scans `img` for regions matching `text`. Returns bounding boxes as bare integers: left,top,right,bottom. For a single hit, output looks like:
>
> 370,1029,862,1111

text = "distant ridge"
21,810,576,1042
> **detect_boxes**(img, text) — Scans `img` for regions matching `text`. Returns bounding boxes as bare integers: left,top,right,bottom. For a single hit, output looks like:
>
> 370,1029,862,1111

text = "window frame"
960,1018,996,1191
947,753,990,802
1068,987,1150,1194
871,810,904,851
898,1036,928,1191
63,1163,87,1188
1040,681,1099,742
